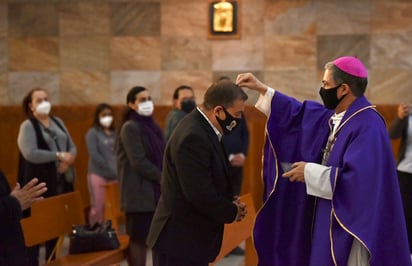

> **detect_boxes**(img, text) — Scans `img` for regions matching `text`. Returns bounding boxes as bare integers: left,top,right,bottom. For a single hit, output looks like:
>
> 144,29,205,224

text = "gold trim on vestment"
329,105,377,264
254,104,382,265
251,122,277,249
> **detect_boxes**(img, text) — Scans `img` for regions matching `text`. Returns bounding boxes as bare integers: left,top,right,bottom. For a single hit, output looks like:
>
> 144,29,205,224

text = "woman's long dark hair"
120,86,147,127
119,86,165,170
22,88,47,118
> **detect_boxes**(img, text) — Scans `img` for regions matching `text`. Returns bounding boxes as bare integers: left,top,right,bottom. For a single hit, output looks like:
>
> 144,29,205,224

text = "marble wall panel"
317,34,370,69
368,69,412,104
243,90,260,106
9,37,59,71
162,0,206,38
1,0,411,106
111,2,160,36
212,37,264,71
60,2,111,37
110,71,161,104
111,37,161,70
8,3,58,37
264,0,316,36
0,73,7,105
316,0,371,35
8,0,60,2
371,33,412,70
8,71,59,104
109,0,160,2
60,36,109,71
242,0,264,37
212,71,238,82
264,35,316,70
222,70,263,106
371,1,412,33
209,70,264,105
159,71,212,105
161,37,212,71
0,1,7,39
0,38,7,72
264,69,319,102
60,71,110,104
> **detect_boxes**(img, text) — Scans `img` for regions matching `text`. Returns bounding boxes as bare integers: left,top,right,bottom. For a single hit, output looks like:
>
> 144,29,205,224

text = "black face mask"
181,99,196,113
319,83,345,110
216,107,242,135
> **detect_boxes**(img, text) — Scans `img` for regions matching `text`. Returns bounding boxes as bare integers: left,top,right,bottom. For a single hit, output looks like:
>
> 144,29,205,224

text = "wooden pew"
20,191,129,266
103,182,125,233
209,193,257,265
1,104,400,266
103,183,257,266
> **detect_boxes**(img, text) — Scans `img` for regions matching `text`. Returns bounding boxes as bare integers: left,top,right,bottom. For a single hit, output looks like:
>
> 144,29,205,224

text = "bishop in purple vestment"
236,57,411,266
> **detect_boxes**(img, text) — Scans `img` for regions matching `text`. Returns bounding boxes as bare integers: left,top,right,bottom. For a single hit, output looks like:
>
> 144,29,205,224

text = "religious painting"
208,0,241,40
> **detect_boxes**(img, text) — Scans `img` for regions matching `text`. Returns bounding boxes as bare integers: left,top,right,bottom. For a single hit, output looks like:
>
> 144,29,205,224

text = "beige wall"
0,0,411,106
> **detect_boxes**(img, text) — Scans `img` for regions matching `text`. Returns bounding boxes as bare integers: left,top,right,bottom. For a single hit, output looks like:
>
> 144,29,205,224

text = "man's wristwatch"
56,152,65,161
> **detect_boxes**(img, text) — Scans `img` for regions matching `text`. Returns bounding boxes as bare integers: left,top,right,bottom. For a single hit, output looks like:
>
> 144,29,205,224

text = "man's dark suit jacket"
147,109,238,263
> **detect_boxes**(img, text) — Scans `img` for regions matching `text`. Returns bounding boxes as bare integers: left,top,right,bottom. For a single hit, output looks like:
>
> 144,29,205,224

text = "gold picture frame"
207,0,241,40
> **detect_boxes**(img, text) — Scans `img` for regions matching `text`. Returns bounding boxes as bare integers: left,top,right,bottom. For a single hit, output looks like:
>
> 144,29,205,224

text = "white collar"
197,107,222,141
331,111,346,135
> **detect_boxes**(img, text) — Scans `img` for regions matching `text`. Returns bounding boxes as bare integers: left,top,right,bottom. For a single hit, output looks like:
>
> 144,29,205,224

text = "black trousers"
27,238,58,266
398,170,412,253
152,249,208,266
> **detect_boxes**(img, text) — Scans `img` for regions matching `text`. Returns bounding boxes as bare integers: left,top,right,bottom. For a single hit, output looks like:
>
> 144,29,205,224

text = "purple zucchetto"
334,56,368,78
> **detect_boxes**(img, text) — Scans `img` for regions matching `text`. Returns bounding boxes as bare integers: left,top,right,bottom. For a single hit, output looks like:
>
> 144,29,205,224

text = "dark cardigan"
389,117,409,164
18,118,58,198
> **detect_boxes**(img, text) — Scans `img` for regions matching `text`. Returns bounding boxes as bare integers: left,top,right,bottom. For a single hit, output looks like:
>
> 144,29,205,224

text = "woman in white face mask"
17,88,77,264
85,103,118,226
117,86,165,266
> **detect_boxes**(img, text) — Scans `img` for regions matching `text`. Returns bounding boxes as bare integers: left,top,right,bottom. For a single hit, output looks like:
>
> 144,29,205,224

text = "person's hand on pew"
11,178,47,210
233,196,247,222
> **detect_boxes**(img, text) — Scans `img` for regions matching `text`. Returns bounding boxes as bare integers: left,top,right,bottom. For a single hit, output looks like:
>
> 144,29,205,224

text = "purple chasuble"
254,92,411,266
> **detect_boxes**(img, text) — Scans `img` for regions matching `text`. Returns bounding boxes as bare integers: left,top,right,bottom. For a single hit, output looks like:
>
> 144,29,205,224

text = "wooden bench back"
210,193,257,265
20,191,85,247
103,183,257,265
103,182,125,233
20,191,129,266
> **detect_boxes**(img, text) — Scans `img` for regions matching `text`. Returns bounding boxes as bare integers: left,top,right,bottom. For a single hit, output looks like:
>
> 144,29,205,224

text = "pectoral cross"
321,118,336,165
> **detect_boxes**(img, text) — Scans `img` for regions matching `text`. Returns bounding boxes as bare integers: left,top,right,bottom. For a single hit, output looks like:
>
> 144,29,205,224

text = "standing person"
389,103,412,254
147,80,248,266
221,114,249,256
0,171,47,266
222,116,249,199
219,76,250,195
117,86,165,266
17,88,77,266
163,85,196,141
85,103,118,226
219,76,250,256
236,56,411,265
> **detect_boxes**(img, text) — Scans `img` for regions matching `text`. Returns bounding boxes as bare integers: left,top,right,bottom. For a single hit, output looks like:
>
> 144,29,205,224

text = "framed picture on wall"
207,0,241,40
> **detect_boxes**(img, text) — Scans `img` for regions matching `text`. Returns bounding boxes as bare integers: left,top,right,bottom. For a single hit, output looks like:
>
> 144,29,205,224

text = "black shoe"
229,246,245,256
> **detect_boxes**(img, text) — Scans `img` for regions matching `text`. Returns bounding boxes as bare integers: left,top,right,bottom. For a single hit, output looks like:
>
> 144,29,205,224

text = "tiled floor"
118,251,245,266
118,249,245,266
40,237,245,266
215,252,245,266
